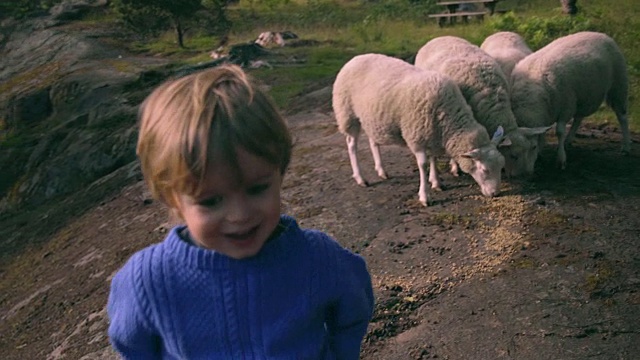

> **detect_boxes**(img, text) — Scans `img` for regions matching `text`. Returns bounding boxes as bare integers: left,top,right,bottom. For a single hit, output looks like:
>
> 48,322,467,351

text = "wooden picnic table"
437,0,501,15
430,0,502,26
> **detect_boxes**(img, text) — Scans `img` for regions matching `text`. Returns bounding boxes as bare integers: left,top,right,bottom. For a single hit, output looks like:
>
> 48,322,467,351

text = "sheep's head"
456,126,506,197
498,126,552,177
255,32,274,47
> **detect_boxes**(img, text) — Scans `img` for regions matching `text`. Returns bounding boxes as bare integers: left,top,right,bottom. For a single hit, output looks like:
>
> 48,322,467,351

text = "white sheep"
510,31,631,170
209,46,225,60
332,53,506,206
255,31,285,47
480,31,532,79
415,36,550,177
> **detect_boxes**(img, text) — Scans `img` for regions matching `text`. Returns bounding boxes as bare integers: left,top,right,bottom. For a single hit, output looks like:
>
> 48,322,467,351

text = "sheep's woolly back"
480,31,532,79
511,31,629,129
415,36,517,135
332,53,490,157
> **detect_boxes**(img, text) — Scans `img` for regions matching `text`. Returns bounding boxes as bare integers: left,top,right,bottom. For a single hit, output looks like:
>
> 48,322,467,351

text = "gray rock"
0,8,169,212
49,0,109,21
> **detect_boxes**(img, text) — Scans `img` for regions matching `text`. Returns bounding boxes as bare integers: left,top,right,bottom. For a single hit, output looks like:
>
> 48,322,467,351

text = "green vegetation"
0,0,63,19
110,0,229,48
106,0,637,130
4,0,640,130
428,212,473,228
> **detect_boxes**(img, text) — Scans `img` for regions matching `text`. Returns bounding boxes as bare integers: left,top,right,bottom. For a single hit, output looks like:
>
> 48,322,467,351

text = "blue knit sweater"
107,215,374,359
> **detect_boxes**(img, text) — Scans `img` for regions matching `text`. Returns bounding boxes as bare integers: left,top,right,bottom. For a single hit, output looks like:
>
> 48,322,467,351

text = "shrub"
487,12,596,50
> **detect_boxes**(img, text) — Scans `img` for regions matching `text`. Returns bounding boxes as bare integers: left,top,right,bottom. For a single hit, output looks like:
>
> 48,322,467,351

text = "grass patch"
0,62,65,103
99,0,639,133
427,212,473,227
511,256,537,269
584,260,616,296
531,209,567,228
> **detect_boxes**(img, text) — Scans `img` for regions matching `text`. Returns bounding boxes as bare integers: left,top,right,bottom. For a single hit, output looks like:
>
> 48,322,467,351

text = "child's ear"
168,193,185,224
169,207,184,226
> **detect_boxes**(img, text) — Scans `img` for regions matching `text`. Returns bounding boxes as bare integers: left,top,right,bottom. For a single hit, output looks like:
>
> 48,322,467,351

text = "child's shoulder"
282,215,363,263
115,227,181,274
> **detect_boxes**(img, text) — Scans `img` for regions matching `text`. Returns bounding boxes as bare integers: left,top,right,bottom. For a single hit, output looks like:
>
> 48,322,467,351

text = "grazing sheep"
332,53,506,206
510,31,630,170
415,36,550,177
480,31,533,79
209,46,225,60
256,31,285,47
255,31,298,47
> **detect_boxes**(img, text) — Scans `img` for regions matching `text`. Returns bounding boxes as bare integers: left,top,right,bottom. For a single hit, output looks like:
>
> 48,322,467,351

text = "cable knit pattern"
107,215,374,359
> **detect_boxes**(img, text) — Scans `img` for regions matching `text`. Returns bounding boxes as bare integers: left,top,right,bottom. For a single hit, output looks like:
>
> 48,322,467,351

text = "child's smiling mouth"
226,225,259,243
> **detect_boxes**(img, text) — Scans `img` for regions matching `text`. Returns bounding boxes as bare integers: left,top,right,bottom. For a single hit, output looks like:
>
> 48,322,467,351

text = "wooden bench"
429,0,502,27
436,0,500,15
428,11,487,26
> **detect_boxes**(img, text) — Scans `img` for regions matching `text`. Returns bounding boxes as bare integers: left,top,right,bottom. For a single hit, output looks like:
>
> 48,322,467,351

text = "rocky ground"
1,94,639,359
1,6,640,359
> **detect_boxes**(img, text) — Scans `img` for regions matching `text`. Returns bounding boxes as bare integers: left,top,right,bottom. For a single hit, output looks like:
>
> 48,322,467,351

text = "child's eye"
247,183,270,196
198,196,223,208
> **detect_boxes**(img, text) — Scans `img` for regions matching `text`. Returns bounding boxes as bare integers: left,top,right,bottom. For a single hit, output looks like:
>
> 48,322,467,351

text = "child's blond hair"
137,65,292,209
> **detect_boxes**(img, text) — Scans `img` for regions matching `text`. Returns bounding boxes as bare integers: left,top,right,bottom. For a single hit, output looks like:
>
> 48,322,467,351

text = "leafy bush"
298,0,347,27
351,15,384,44
0,0,63,19
487,11,597,50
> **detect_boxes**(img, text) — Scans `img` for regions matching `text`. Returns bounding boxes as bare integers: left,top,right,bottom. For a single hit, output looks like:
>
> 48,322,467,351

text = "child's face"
173,147,283,259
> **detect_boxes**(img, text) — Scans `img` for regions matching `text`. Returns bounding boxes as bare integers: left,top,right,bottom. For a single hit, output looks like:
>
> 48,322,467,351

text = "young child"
107,65,375,359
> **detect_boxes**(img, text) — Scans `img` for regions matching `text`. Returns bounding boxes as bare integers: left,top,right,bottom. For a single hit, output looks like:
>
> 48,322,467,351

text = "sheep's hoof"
353,175,369,187
420,198,434,207
431,185,443,192
556,160,567,170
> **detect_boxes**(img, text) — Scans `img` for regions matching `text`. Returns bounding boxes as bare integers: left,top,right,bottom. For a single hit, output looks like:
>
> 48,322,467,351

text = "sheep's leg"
449,159,460,177
429,157,443,191
555,121,568,170
346,134,369,187
368,137,388,180
414,150,431,206
615,111,631,154
565,116,584,146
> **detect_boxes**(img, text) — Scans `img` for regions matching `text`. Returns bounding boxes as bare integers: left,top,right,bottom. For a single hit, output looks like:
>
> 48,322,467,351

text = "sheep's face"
457,145,505,197
499,127,551,177
255,32,274,47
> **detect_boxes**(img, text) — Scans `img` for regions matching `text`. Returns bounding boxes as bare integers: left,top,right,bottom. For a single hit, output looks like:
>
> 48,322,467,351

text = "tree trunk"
175,18,184,48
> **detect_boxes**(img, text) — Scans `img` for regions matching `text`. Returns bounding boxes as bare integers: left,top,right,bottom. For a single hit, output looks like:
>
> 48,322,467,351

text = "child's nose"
226,196,251,223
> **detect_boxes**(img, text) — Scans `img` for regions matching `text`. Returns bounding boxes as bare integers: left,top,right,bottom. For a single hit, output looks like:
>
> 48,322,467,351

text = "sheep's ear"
461,149,481,159
520,126,552,136
491,125,505,145
498,135,512,148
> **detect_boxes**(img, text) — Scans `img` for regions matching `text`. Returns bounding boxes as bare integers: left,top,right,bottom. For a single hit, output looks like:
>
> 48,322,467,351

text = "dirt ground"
1,77,640,359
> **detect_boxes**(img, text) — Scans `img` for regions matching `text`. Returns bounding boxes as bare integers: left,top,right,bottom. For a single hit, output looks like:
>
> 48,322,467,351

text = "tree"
0,0,63,19
201,0,233,38
111,0,204,48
